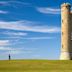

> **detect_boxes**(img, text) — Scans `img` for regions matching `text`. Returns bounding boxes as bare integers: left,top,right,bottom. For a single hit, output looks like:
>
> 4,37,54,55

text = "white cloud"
0,20,60,33
9,1,31,8
0,1,31,8
22,37,54,40
10,1,30,5
10,32,27,36
0,10,8,14
0,47,12,50
15,32,27,35
8,50,22,54
0,1,60,15
36,7,60,14
0,47,22,54
0,47,33,54
0,1,9,5
2,31,27,36
8,50,32,54
0,40,10,46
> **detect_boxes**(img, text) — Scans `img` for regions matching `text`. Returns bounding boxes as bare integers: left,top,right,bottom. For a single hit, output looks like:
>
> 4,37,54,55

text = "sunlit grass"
0,60,72,72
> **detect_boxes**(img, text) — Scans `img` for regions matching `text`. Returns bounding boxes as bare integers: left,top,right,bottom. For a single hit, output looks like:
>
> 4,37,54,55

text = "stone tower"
60,3,72,60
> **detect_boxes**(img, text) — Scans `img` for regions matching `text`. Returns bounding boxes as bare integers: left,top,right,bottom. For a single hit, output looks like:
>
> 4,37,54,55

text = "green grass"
0,60,72,72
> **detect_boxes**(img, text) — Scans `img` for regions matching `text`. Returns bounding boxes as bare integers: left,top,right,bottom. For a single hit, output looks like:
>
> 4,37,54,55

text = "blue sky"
0,0,72,60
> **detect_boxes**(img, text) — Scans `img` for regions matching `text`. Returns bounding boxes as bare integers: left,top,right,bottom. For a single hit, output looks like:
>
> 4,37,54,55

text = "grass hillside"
0,60,72,72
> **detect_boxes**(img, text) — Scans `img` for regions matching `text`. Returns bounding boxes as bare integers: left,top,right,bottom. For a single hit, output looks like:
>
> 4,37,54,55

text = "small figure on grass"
9,54,11,60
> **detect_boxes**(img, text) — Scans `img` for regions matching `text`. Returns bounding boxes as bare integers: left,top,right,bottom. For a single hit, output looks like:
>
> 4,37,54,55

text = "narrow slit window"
62,44,63,48
62,32,63,35
71,33,72,40
66,6,68,8
62,20,63,23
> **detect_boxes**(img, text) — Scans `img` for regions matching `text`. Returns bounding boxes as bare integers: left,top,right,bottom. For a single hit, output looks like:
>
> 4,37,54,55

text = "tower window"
66,6,68,8
62,32,63,35
62,20,63,23
62,44,63,48
71,33,72,40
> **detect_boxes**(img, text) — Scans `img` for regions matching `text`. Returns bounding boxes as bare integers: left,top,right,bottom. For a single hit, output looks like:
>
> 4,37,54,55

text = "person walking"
9,54,11,60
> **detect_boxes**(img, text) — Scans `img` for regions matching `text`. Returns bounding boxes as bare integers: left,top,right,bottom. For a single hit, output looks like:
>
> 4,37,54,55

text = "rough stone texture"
60,3,72,60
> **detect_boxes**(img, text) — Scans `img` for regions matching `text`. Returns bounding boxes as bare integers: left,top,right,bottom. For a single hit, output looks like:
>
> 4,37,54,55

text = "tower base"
60,51,71,60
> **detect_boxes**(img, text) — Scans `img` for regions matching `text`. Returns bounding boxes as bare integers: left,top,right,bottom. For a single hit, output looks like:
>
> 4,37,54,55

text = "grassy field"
0,60,72,72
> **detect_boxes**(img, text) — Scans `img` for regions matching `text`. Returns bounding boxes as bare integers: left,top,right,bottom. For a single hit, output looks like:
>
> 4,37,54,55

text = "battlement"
61,3,71,8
